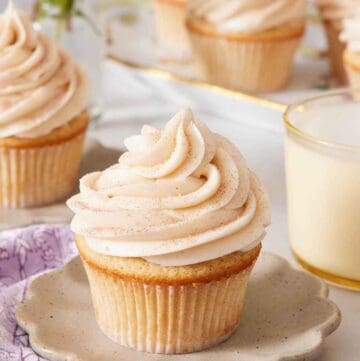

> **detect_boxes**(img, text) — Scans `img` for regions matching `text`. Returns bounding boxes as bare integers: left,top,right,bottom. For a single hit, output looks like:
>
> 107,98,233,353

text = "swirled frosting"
316,0,358,23
0,3,90,139
67,109,271,267
340,9,360,52
188,0,307,33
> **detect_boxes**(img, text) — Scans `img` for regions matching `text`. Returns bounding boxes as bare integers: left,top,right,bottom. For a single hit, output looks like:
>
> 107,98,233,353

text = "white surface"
16,253,340,361
89,60,360,361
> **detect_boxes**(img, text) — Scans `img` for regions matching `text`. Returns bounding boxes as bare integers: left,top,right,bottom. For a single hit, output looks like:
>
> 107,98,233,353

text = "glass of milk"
284,89,360,290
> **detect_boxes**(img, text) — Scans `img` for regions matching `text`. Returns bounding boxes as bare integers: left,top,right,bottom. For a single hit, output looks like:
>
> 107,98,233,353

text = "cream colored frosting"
67,109,271,267
340,9,360,52
0,3,90,139
188,0,307,33
316,0,358,22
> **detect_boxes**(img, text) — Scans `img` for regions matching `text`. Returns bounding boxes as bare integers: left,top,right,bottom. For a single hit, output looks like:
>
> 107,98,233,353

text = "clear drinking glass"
284,89,360,290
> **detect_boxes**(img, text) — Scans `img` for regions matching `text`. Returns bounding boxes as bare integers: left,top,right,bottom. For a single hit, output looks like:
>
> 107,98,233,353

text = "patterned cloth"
0,224,76,361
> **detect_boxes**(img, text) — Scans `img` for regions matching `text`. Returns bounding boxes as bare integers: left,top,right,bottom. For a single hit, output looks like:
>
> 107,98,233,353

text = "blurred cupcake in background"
186,0,306,93
316,0,358,85
0,3,90,208
341,8,360,88
153,0,191,61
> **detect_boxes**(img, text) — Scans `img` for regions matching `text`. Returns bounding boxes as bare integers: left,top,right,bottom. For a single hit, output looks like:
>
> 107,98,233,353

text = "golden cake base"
292,250,360,291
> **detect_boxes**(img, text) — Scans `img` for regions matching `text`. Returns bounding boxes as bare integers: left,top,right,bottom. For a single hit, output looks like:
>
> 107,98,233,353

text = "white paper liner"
189,30,302,93
83,257,255,354
0,132,85,208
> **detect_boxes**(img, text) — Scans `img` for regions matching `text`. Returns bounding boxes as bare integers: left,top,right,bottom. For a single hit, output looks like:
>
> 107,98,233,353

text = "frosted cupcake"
316,0,357,84
186,0,306,93
153,0,191,61
341,8,360,88
67,109,271,354
0,4,90,208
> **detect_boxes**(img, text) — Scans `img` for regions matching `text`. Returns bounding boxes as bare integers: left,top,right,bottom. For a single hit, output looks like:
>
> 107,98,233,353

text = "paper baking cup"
82,257,255,354
153,0,191,61
0,132,85,208
324,21,348,85
188,30,302,93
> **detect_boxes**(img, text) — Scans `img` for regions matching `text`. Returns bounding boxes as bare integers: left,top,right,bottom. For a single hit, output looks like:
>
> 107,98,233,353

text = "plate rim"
15,252,341,361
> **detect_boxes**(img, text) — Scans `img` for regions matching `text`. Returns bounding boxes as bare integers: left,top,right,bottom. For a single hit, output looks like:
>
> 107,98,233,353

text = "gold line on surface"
108,54,287,112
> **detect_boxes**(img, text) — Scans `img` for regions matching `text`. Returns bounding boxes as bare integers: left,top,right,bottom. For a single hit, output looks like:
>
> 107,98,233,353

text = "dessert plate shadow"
0,138,122,231
16,252,341,361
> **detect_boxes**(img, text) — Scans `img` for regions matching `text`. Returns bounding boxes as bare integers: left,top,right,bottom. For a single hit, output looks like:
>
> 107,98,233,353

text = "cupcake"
186,0,306,93
316,0,358,84
67,109,271,354
0,4,90,208
341,9,360,88
153,0,191,61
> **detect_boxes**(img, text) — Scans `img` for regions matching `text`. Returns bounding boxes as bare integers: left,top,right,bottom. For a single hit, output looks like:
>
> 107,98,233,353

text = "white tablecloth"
93,60,360,361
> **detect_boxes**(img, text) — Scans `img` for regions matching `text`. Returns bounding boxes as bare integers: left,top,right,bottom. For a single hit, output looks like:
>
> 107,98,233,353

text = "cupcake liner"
324,21,348,85
153,0,191,61
188,28,302,93
82,256,255,354
0,131,86,208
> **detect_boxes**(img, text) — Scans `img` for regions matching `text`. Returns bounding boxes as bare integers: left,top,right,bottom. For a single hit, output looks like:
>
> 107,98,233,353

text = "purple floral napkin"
0,224,77,361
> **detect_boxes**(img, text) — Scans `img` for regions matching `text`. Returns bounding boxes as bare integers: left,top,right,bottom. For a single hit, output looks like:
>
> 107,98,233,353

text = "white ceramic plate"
16,253,341,361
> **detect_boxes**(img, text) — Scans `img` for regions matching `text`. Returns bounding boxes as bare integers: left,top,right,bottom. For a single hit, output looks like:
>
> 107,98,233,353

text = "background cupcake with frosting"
316,0,358,85
67,108,271,354
0,3,90,208
341,7,360,88
186,0,306,93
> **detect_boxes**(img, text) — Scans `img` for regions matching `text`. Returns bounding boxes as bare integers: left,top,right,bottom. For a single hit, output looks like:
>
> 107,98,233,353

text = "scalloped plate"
16,252,341,361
